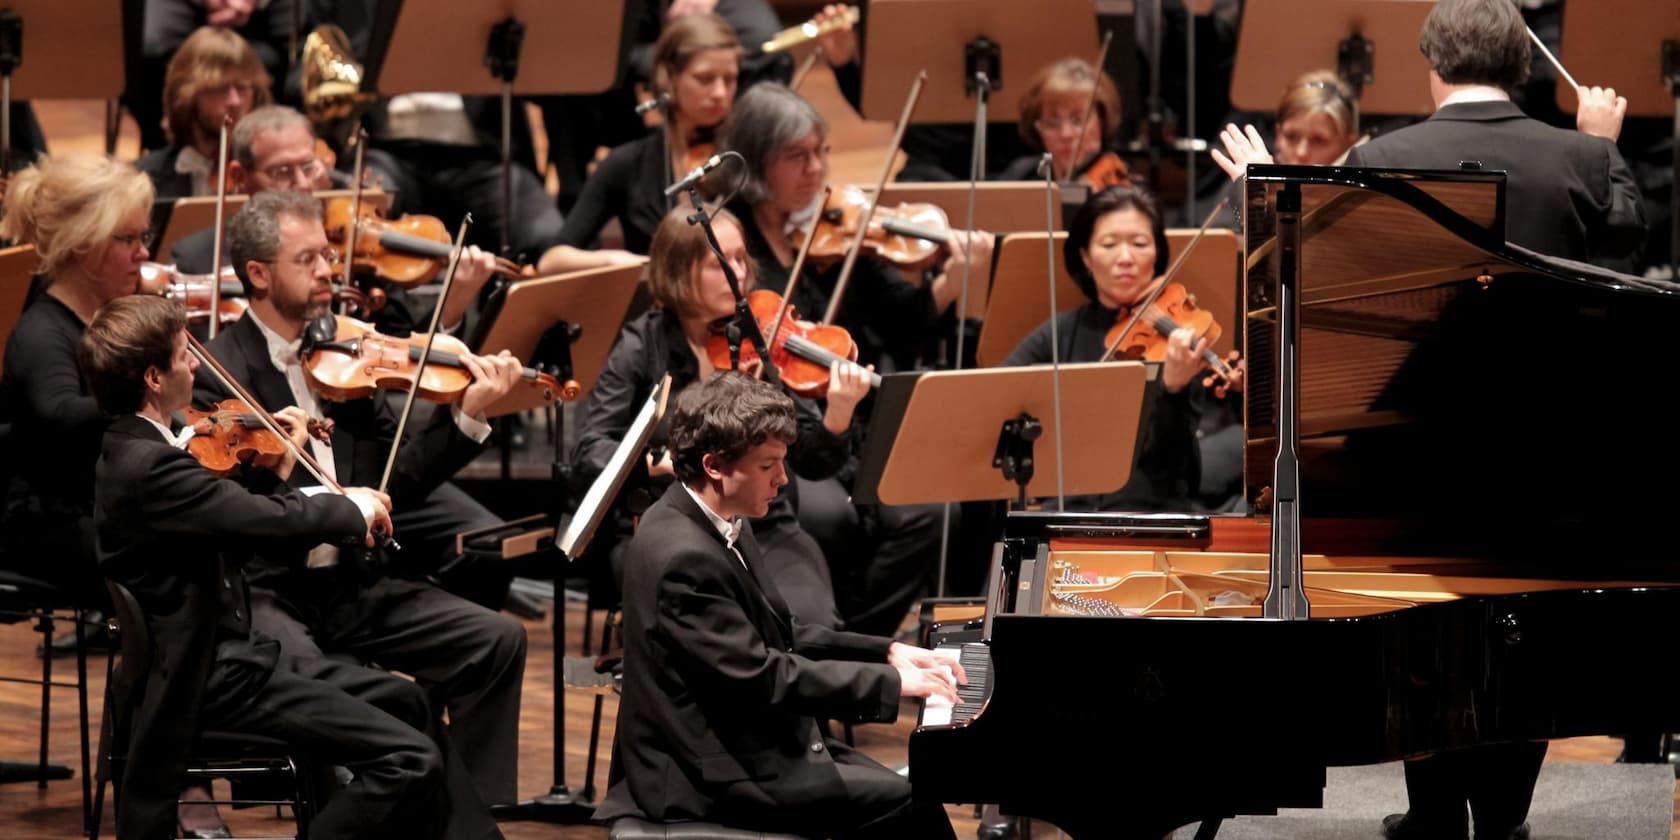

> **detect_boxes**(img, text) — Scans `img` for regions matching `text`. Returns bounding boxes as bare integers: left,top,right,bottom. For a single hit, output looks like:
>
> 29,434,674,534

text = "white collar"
250,311,303,373
137,412,195,449
174,146,215,197
1439,86,1512,108
681,482,741,549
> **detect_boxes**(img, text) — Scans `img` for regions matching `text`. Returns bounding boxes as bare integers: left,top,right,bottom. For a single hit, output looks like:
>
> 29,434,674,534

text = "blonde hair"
163,27,273,147
1017,58,1122,151
0,154,154,278
647,205,752,314
1277,70,1359,137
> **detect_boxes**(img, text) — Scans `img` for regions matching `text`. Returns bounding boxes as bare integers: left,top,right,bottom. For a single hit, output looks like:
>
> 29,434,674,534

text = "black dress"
553,131,672,256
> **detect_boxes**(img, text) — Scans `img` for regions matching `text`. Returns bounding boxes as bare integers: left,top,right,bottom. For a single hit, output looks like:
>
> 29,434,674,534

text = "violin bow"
1098,196,1230,364
208,114,233,338
338,126,369,314
820,69,927,325
378,214,472,495
766,184,833,351
186,334,341,493
1064,31,1115,184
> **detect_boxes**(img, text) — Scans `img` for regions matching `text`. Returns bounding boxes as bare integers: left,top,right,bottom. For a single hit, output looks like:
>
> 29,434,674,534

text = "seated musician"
574,204,866,629
82,295,505,840
1211,70,1363,182
995,57,1130,187
1002,185,1211,512
594,370,963,839
191,189,530,808
537,13,743,273
135,26,271,200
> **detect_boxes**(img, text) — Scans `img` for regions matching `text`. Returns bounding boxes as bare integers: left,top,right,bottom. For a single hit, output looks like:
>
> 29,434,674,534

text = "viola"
182,398,334,477
704,290,881,399
797,185,951,272
1104,281,1237,397
1079,150,1133,190
300,314,580,405
139,262,248,327
321,197,527,287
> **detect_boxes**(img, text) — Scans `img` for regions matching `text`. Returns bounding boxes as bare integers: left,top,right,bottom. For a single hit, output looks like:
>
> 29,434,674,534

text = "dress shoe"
1382,812,1468,840
975,822,1016,840
177,784,231,838
1476,823,1530,840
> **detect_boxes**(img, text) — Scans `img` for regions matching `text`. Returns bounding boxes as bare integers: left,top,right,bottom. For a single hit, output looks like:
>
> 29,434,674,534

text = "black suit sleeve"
1591,140,1646,269
125,445,368,548
790,619,892,663
656,551,901,723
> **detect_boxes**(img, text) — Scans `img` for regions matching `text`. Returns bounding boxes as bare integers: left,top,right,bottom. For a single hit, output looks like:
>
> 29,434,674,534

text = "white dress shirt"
681,482,747,571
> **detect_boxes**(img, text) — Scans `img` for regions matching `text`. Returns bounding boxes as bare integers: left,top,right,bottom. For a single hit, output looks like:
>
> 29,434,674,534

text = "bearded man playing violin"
191,188,530,809
84,294,503,840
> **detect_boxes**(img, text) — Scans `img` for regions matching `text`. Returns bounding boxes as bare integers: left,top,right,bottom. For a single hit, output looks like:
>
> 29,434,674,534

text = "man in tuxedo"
134,26,274,200
1342,2,1648,838
191,188,530,808
596,372,963,838
83,295,500,840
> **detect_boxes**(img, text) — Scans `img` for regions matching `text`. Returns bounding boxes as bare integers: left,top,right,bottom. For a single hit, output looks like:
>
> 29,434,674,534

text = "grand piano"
909,165,1680,839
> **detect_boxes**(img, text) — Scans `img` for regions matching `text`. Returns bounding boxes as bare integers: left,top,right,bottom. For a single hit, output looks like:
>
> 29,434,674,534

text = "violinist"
1002,185,1208,512
537,13,742,274
82,294,501,840
192,188,530,808
717,82,994,373
575,205,869,628
134,26,271,200
996,58,1131,187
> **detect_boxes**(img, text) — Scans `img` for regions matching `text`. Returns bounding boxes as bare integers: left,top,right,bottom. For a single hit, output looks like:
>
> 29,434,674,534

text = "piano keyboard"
919,642,991,727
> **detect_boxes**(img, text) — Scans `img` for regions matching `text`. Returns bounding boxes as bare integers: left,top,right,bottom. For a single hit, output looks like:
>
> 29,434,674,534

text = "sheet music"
557,378,667,558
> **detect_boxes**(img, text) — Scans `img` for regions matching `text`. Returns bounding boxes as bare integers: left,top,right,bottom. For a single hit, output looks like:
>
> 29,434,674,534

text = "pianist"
1340,1,1648,838
594,372,964,838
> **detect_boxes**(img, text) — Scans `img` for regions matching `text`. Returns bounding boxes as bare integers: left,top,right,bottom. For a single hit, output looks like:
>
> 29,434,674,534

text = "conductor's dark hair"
1418,0,1531,92
1064,185,1169,304
668,372,798,486
80,295,188,415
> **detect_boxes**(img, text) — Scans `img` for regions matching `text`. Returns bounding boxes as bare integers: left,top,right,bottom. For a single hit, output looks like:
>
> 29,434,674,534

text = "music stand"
973,229,1241,367
873,181,1085,234
370,0,630,256
853,362,1146,509
1553,1,1679,278
0,244,36,370
1230,0,1437,118
152,189,393,266
0,0,129,173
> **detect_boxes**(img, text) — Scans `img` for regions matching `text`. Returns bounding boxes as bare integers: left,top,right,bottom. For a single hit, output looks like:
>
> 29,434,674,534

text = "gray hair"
233,105,313,170
226,189,323,296
717,83,827,204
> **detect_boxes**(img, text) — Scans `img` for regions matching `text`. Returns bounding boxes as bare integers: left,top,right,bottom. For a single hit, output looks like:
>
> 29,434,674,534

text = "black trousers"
797,741,957,840
364,144,564,262
199,653,500,840
389,479,511,611
250,574,527,806
794,476,944,638
1402,741,1548,836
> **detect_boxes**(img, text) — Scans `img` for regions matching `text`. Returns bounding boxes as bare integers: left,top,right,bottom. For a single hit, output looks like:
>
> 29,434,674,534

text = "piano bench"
607,817,809,839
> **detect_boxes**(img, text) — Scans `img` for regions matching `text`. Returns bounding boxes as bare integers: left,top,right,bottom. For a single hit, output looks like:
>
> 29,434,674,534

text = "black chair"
607,817,811,839
93,581,321,840
0,569,95,833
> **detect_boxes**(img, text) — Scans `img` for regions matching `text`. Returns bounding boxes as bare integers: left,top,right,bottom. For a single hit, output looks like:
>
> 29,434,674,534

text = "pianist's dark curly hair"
1064,185,1170,304
668,372,798,486
1418,0,1530,92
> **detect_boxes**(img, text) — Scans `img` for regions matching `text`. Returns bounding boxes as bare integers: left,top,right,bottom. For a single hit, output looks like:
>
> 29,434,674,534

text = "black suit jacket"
191,312,484,584
135,146,196,201
1343,100,1645,269
95,413,366,840
595,483,899,830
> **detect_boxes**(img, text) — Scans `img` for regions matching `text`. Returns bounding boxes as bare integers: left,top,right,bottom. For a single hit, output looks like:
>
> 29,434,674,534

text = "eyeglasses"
1035,117,1092,135
257,159,328,185
111,229,155,250
263,247,341,269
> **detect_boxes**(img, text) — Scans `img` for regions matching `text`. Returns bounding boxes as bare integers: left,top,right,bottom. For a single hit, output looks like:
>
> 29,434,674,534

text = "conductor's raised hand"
457,349,525,421
1210,123,1272,181
1576,86,1627,142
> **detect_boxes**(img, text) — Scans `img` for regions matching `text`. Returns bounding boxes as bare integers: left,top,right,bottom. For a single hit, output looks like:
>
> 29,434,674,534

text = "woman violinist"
996,58,1131,187
537,13,743,274
1003,185,1234,512
717,82,994,372
575,205,871,628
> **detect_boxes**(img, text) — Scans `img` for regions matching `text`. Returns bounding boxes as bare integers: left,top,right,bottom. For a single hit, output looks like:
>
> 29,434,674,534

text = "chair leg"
38,611,52,789
77,610,93,835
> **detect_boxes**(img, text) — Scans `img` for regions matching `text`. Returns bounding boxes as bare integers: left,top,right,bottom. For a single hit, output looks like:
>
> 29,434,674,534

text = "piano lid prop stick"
1525,26,1579,91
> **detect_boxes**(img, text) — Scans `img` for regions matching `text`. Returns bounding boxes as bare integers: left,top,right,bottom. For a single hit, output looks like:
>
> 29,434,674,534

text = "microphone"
1036,152,1054,179
635,93,670,117
664,153,728,198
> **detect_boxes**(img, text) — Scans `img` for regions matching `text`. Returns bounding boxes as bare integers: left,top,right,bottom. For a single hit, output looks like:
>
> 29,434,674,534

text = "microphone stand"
679,184,780,386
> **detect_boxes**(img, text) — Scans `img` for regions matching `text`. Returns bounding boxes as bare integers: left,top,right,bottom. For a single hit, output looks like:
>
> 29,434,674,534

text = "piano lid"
1238,165,1680,556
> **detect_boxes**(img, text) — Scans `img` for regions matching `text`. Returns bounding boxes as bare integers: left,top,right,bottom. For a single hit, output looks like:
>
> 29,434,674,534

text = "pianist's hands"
890,641,968,689
1575,86,1627,142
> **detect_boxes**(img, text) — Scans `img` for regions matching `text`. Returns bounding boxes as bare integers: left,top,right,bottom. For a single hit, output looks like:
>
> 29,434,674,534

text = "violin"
183,398,334,477
139,262,248,327
797,185,951,272
321,197,527,287
1079,150,1133,190
1103,281,1238,397
704,290,881,399
300,314,580,405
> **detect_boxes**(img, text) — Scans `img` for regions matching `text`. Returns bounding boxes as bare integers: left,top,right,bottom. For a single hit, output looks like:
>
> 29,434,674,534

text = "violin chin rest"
302,314,338,354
